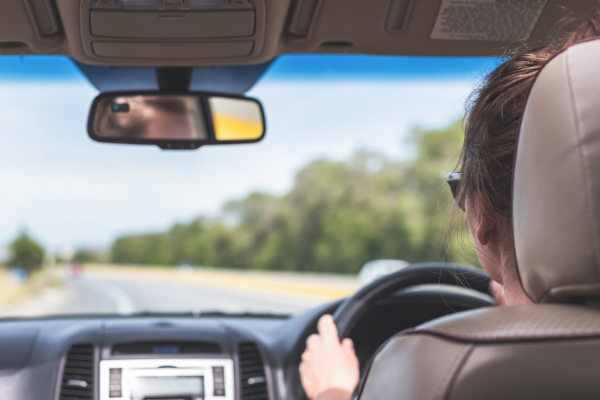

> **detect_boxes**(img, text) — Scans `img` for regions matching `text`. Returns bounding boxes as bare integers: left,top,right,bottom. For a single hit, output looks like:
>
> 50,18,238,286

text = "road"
0,267,359,318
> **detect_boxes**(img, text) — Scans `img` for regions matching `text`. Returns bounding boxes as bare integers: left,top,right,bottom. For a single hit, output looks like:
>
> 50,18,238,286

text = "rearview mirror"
87,91,266,150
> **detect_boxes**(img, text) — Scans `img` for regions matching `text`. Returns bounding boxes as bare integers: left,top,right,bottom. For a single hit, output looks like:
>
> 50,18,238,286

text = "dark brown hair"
453,12,600,238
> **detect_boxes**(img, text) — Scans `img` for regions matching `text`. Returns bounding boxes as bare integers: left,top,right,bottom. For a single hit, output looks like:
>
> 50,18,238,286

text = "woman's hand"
299,315,360,400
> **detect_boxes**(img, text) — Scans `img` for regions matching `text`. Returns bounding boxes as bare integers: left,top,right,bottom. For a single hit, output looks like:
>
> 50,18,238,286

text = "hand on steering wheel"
299,263,494,400
299,315,359,400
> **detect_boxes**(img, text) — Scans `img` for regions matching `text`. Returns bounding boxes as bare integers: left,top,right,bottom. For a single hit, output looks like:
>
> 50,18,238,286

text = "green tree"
7,233,45,274
109,120,469,272
407,120,465,262
73,249,109,263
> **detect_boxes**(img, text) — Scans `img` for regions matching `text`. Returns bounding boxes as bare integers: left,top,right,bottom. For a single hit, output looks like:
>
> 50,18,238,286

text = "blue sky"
264,54,499,81
0,55,498,254
0,54,499,82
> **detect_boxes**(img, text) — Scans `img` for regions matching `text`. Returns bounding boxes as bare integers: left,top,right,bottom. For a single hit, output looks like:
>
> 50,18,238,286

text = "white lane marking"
74,278,136,314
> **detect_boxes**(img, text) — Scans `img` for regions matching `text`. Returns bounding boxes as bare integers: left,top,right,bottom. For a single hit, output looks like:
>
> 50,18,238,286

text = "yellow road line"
85,265,358,301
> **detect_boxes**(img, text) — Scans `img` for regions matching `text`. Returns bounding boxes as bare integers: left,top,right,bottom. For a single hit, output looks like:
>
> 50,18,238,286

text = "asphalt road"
0,276,330,318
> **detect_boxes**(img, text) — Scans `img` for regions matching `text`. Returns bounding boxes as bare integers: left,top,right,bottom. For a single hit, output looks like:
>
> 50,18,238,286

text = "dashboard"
0,285,494,400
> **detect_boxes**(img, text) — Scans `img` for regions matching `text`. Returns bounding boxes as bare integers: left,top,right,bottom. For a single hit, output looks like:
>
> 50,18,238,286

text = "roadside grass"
0,267,62,311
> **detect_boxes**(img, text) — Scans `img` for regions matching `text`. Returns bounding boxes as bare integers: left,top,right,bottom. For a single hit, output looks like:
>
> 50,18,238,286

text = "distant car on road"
357,259,409,286
67,262,83,278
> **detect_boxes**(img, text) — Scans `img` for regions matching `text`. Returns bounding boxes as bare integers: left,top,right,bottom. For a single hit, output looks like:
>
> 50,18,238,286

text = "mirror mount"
156,67,192,92
156,142,203,150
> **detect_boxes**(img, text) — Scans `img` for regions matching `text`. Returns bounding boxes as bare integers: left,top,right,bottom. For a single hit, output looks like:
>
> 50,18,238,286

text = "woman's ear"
475,211,490,246
473,191,495,247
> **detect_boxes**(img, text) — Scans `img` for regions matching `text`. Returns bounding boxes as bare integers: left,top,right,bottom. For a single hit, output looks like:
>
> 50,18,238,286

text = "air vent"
59,344,94,400
239,342,268,400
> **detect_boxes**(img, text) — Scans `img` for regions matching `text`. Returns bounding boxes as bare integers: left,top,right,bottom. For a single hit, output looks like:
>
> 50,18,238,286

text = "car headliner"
1,0,597,67
1,0,595,93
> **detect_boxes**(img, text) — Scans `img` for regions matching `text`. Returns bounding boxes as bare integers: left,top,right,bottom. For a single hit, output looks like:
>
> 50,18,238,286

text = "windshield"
0,55,497,318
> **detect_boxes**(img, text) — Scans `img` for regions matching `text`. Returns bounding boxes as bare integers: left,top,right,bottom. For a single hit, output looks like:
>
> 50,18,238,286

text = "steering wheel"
333,262,493,339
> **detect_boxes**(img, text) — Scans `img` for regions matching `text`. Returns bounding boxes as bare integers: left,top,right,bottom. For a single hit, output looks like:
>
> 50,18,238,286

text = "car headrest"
514,38,600,304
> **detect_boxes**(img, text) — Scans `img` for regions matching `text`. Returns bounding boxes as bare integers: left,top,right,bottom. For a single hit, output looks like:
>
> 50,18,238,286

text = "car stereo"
99,358,234,400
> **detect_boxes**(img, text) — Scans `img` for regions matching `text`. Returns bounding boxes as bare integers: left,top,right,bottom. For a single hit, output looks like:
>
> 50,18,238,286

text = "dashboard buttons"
213,366,225,396
109,368,122,398
100,359,234,400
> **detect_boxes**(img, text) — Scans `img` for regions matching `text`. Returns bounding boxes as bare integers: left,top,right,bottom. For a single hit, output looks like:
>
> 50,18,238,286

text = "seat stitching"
406,328,600,344
355,329,414,400
438,344,473,400
442,344,474,400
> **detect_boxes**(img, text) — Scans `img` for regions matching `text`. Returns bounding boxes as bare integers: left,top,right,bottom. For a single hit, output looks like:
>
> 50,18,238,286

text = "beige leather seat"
357,37,600,400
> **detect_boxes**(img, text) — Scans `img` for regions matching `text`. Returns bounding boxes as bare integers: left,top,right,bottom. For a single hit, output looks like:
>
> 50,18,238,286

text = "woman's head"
453,12,600,292
457,46,557,282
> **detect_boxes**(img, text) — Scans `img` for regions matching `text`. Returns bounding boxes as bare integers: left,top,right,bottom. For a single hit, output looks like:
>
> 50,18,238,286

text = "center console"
99,358,234,400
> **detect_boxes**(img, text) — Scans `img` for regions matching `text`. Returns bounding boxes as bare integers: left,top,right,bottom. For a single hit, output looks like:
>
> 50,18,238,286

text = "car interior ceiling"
2,1,600,400
1,0,598,65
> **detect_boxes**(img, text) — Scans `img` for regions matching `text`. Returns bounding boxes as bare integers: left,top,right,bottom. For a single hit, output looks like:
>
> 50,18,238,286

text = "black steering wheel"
333,262,493,339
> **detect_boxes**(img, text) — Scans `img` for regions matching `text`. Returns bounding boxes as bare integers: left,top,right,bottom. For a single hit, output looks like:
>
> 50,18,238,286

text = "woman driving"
299,13,600,400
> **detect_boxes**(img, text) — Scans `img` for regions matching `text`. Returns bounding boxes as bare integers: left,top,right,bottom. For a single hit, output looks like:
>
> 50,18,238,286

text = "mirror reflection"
94,95,207,140
209,97,264,141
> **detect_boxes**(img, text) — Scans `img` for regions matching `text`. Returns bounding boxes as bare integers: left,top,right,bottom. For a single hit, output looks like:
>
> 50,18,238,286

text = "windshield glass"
0,54,497,318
